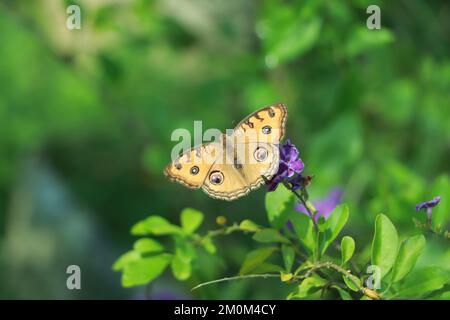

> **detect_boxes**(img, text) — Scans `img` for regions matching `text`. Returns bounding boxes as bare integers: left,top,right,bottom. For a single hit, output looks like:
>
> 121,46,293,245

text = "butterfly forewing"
232,103,287,144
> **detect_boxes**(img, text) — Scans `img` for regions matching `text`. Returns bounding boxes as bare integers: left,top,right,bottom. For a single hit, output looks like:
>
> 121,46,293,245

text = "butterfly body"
164,103,287,201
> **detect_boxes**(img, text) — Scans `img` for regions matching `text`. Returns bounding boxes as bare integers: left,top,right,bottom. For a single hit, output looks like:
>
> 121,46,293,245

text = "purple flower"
280,140,305,175
415,196,441,211
416,196,441,220
267,140,305,191
295,188,342,222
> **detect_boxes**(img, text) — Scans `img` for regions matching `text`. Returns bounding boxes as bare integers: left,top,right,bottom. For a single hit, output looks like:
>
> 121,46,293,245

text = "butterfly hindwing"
202,142,280,200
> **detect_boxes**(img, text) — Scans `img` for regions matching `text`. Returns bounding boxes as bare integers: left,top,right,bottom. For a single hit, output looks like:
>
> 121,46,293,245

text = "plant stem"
305,262,361,289
191,274,282,291
286,182,321,261
205,223,243,238
290,187,315,219
192,261,371,296
413,218,450,240
194,223,249,245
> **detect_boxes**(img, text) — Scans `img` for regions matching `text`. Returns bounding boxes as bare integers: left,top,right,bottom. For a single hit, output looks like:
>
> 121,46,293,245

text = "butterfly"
164,103,287,201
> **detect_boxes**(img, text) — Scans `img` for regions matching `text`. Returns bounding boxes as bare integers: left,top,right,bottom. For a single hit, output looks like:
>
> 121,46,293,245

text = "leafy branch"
112,181,449,299
191,260,380,299
413,218,450,240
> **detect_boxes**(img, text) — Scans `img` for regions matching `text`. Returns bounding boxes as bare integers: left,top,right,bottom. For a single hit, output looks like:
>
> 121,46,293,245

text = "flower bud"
216,215,227,226
363,288,381,300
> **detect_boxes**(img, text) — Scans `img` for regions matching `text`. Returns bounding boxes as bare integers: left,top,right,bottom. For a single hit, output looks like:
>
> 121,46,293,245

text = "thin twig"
191,261,361,292
191,274,282,291
306,262,362,290
286,182,321,261
194,223,252,245
292,188,314,217
413,218,450,240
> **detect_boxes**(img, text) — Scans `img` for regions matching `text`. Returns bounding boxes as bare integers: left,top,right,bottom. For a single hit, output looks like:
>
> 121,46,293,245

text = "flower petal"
290,159,305,174
266,140,305,193
415,196,441,211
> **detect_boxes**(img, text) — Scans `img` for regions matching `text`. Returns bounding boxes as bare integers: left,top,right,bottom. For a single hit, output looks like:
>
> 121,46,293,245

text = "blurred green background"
0,0,448,299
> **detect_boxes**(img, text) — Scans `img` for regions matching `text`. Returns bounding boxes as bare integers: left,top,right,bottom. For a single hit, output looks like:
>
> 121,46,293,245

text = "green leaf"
265,184,295,229
341,236,355,264
239,219,261,232
391,235,426,283
180,208,204,234
332,285,353,300
112,250,140,271
131,216,182,236
121,254,171,287
290,213,315,253
293,261,314,276
281,244,295,272
371,214,398,278
174,236,196,262
201,237,216,254
396,267,449,298
317,216,327,232
252,229,290,244
435,291,450,300
133,238,164,253
280,272,293,282
171,254,191,280
287,275,327,299
342,274,361,292
320,204,349,255
239,247,277,275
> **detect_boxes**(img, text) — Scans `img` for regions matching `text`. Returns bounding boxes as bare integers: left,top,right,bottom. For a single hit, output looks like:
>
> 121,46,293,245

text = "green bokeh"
0,0,448,299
